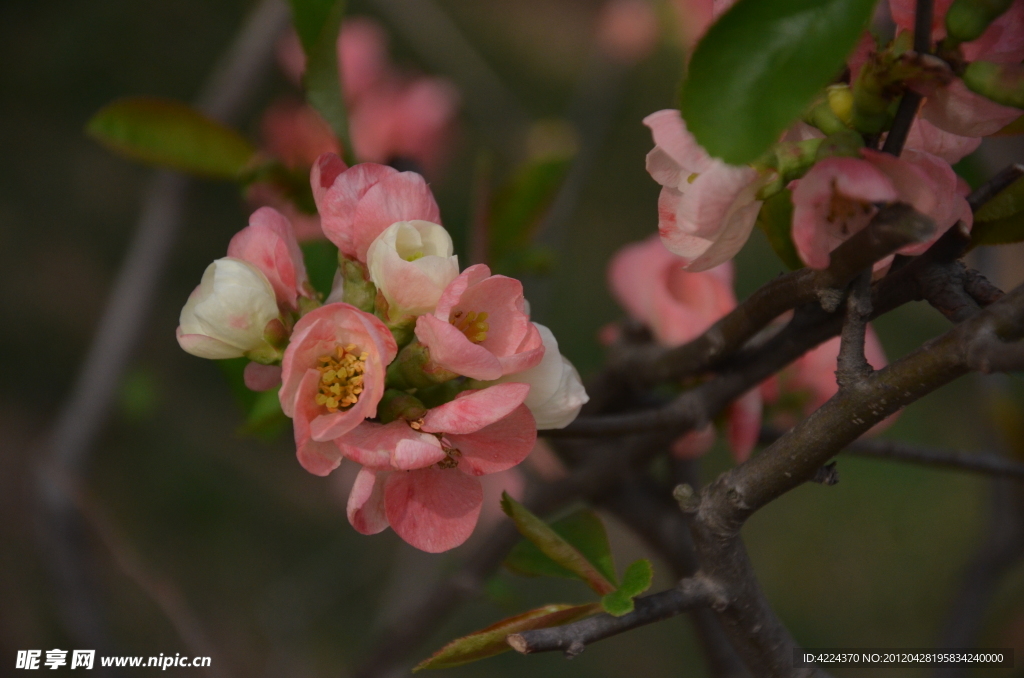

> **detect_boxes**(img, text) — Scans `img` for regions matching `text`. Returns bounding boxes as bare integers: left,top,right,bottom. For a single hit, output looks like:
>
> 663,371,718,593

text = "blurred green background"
1,0,1023,676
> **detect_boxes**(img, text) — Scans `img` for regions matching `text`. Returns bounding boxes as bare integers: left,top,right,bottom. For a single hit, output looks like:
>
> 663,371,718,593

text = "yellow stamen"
315,344,368,413
449,310,490,344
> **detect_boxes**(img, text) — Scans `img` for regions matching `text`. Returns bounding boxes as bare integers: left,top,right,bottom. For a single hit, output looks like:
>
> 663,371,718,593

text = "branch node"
565,641,586,658
673,483,700,514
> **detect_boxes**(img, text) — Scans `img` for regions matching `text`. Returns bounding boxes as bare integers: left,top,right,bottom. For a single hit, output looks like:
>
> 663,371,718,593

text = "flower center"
315,344,368,412
827,190,874,236
434,433,461,469
449,310,489,343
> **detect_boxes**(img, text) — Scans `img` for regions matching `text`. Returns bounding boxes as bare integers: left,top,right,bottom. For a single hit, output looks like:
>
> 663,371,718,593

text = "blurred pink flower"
227,206,311,311
766,326,896,434
279,303,398,475
608,235,736,346
670,0,738,53
904,116,982,163
644,109,766,271
415,264,544,381
311,154,441,262
608,235,757,461
261,98,340,171
595,0,660,64
340,383,537,552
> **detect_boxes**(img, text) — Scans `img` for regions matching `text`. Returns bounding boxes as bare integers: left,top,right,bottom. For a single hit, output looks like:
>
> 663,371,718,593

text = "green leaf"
289,0,353,164
413,603,600,671
969,214,1024,247
970,175,1024,248
975,175,1024,222
505,508,618,587
87,97,256,179
756,188,804,270
500,494,617,595
300,239,340,297
681,0,878,164
489,155,572,268
600,559,654,617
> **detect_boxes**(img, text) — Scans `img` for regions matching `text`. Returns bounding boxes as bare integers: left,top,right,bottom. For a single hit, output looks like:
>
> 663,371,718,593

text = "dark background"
1,0,1023,676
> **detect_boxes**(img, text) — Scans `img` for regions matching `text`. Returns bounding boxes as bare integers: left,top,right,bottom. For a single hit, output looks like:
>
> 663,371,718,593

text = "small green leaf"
289,0,353,164
969,214,1024,247
413,603,600,671
681,0,878,164
600,559,654,617
240,387,289,440
975,175,1024,222
505,508,618,587
87,97,256,179
300,239,340,297
489,156,573,270
756,188,804,270
500,494,617,595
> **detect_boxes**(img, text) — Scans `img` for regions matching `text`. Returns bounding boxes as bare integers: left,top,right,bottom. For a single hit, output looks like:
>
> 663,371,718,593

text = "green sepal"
600,559,654,617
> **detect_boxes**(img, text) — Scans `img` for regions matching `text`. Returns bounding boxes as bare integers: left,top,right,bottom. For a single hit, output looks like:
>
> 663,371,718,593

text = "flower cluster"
644,0,1022,275
177,153,588,553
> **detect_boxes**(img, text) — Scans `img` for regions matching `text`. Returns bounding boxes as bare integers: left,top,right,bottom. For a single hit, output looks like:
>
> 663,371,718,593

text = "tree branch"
760,427,1024,481
507,577,723,657
836,270,874,387
609,203,934,386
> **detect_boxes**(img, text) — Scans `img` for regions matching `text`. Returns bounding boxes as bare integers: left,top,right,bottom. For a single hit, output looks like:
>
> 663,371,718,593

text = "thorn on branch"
811,462,840,485
673,483,701,514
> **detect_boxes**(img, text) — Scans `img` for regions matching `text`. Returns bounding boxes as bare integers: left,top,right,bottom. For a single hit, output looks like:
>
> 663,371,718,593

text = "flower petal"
347,466,391,535
421,383,530,434
448,404,536,475
384,468,483,552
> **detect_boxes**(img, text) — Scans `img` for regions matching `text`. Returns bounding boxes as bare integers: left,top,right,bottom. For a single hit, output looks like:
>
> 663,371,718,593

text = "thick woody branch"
507,577,724,657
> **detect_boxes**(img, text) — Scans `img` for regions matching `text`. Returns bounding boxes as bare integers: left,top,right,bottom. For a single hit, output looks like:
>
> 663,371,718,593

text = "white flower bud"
366,220,459,319
176,258,281,359
497,323,589,429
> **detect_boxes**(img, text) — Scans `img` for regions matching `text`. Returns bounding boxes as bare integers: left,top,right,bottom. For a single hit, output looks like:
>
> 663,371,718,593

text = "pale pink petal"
921,79,1023,137
175,328,242,360
904,117,982,164
447,404,537,476
228,206,307,308
433,264,491,318
961,0,1024,63
347,467,391,534
421,383,531,435
643,109,712,187
863,149,939,222
350,171,442,261
415,314,502,380
243,362,282,391
385,468,484,552
497,322,545,375
293,369,345,476
339,18,391,102
791,157,898,269
312,159,394,258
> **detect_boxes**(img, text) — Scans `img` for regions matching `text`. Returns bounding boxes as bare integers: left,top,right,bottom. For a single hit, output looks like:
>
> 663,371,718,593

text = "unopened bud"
826,84,855,126
815,129,865,161
339,255,377,313
945,0,1015,45
963,60,1024,109
378,390,428,424
384,341,458,390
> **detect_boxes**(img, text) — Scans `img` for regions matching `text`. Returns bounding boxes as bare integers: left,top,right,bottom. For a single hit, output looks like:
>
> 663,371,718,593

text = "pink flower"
766,326,896,433
891,0,1024,136
227,207,311,311
276,18,390,103
644,110,766,271
366,220,460,320
341,383,537,552
608,235,736,346
349,77,460,178
608,235,758,461
904,117,982,163
261,98,341,171
311,154,442,262
415,264,545,381
595,0,660,64
279,303,398,475
791,149,970,269
670,0,738,54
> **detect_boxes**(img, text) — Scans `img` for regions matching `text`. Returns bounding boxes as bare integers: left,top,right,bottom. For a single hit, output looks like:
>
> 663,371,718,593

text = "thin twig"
507,578,721,657
760,428,1024,481
967,163,1024,211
